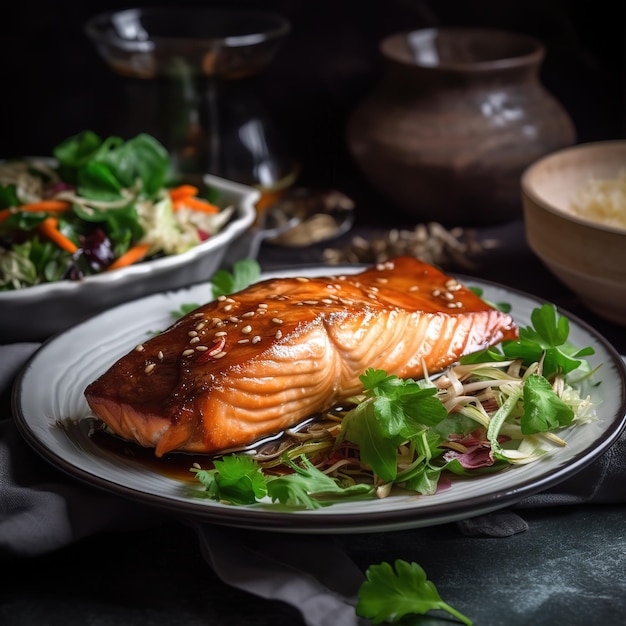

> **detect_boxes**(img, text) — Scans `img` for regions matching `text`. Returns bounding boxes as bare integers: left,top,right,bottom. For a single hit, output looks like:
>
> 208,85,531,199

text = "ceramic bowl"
521,140,626,326
1,174,258,343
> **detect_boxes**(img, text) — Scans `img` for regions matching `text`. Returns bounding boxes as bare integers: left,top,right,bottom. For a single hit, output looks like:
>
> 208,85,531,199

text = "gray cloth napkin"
1,343,625,623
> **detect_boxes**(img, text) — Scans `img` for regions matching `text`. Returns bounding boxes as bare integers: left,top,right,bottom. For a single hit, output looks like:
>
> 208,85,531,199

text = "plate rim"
11,264,626,533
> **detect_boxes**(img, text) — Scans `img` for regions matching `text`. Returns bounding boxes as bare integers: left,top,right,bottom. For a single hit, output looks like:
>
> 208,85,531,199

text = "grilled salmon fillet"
84,257,518,456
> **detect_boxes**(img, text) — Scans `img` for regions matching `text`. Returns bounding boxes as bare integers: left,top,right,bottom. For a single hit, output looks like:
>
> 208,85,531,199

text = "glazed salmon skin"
84,257,518,457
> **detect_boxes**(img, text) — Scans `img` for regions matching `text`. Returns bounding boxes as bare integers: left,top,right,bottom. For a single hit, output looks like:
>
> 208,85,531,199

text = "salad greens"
190,297,598,509
0,130,233,290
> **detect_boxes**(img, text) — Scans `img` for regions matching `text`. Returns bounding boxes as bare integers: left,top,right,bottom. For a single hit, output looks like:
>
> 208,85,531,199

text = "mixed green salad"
0,131,233,291
188,261,599,511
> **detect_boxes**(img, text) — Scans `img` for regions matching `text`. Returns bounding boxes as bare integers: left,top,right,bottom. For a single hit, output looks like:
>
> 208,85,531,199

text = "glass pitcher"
85,7,298,204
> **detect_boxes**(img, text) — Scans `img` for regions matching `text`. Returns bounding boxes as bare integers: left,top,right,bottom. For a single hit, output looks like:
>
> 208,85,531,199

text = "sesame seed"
215,331,227,337
432,289,441,297
223,304,233,312
409,285,419,291
134,344,145,352
237,339,250,344
242,311,255,318
213,351,227,359
228,316,240,323
241,325,252,334
195,346,209,352
252,335,261,344
195,322,206,330
217,295,226,301
188,330,198,337
144,363,156,374
157,351,164,361
225,298,236,303
189,336,200,344
275,330,283,339
258,303,268,308
321,298,333,304
192,312,204,318
295,277,309,282
272,317,283,324
303,300,318,305
182,349,195,357
376,277,389,284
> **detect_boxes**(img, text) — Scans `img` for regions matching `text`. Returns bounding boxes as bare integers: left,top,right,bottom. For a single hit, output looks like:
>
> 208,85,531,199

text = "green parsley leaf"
340,369,448,482
267,456,372,508
520,374,575,434
193,456,267,505
502,303,594,377
356,559,473,625
211,258,261,298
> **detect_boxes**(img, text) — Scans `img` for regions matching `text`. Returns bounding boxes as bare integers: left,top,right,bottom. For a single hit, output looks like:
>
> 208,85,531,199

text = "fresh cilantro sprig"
356,559,473,625
211,258,262,298
462,302,595,379
192,454,372,509
338,369,449,483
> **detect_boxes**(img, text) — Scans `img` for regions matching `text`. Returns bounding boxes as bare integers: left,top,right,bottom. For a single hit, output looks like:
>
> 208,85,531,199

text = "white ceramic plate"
13,266,626,533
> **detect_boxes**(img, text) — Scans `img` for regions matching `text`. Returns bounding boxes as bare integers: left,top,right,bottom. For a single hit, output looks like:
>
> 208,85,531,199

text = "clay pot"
347,27,576,225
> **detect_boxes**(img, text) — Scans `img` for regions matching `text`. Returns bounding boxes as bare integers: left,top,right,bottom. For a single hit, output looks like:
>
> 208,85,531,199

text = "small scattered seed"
144,363,156,374
241,325,252,334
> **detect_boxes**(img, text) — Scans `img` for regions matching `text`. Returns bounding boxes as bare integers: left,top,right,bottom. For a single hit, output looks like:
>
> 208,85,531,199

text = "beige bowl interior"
521,141,626,326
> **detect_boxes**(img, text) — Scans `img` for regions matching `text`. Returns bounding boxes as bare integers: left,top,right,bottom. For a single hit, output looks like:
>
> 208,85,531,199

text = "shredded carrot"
255,189,283,212
168,184,200,201
172,196,220,214
38,217,79,254
106,243,152,271
0,199,72,223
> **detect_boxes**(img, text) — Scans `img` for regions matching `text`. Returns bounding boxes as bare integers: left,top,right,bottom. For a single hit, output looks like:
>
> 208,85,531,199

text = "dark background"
1,0,624,224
